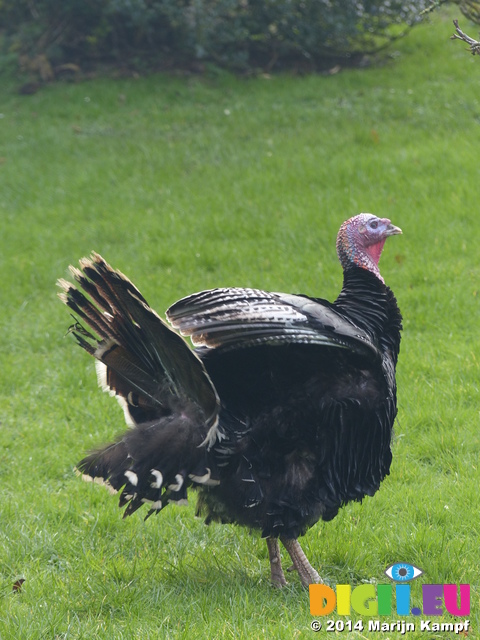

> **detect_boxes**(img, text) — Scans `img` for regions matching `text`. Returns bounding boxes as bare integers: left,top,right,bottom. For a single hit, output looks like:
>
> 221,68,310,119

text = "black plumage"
58,213,402,586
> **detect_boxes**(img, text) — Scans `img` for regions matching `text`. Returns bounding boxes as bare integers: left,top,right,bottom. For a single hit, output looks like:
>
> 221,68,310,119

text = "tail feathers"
77,439,130,492
76,407,221,519
58,253,221,448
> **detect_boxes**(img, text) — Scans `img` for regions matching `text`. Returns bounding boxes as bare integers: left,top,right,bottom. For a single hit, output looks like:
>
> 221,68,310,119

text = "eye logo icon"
385,563,423,582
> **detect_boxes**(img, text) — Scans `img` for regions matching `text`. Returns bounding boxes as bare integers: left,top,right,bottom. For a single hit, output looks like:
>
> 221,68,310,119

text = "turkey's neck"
334,266,391,339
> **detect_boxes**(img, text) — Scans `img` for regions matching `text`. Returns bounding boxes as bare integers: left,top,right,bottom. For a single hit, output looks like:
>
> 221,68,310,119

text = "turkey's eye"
384,563,423,582
369,220,379,229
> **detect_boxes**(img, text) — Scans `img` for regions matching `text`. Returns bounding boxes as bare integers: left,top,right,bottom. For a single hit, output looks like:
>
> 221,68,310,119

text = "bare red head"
336,213,402,283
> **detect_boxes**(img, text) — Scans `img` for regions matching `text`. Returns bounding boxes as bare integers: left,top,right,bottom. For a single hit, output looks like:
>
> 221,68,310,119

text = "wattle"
368,239,386,265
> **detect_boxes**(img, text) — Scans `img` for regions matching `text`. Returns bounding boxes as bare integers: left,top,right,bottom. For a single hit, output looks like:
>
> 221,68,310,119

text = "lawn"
0,7,479,639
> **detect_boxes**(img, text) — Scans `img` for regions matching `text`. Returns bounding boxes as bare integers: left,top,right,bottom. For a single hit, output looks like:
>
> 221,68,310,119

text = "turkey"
58,213,402,587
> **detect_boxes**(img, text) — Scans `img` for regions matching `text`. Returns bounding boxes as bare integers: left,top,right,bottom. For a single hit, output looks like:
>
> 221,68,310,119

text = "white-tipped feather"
168,498,188,506
168,473,184,491
150,469,163,489
95,359,115,397
95,359,136,427
189,468,220,486
200,415,224,450
115,394,136,428
124,470,138,487
75,469,117,494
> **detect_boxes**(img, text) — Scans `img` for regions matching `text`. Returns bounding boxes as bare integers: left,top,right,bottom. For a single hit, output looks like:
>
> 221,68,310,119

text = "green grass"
0,8,479,639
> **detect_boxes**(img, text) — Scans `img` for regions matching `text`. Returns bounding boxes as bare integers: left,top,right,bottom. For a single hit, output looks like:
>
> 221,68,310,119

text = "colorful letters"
309,583,470,617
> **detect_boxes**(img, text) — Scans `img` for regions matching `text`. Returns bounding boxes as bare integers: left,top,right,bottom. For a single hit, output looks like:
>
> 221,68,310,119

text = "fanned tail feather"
58,253,219,429
58,253,222,517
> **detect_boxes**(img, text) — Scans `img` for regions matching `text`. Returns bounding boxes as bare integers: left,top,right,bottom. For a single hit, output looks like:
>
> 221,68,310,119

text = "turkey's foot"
280,536,321,587
266,537,287,588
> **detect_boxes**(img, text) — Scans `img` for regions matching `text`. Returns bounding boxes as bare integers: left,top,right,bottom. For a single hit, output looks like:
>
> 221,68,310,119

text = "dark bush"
0,0,431,75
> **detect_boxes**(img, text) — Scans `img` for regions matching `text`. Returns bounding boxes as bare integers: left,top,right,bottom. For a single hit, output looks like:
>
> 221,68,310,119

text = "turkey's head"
336,213,402,282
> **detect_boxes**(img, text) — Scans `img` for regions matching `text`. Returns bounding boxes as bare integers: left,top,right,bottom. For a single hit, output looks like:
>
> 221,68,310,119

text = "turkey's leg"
266,537,287,588
280,536,321,587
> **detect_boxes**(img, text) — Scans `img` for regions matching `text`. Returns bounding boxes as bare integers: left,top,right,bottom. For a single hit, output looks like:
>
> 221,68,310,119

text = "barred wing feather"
167,288,379,359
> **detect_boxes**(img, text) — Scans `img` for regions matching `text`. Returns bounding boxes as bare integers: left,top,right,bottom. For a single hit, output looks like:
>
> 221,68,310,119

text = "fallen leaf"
13,578,25,593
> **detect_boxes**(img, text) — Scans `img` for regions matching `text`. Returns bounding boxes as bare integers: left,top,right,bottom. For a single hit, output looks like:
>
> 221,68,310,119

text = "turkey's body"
58,213,402,587
179,267,401,538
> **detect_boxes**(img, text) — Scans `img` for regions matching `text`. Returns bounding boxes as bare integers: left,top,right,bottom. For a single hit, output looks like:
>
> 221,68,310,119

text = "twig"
420,1,450,17
451,19,480,56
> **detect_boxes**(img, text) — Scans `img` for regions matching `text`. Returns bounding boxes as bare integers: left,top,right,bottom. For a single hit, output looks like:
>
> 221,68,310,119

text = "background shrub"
0,0,434,75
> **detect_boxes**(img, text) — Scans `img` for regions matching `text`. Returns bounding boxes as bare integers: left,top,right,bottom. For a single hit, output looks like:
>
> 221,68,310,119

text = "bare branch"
420,1,450,17
451,19,480,55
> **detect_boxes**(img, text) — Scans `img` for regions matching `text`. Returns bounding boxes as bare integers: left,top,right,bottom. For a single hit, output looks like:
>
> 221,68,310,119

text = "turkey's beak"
385,223,402,236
